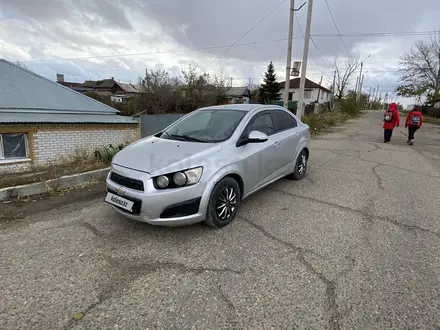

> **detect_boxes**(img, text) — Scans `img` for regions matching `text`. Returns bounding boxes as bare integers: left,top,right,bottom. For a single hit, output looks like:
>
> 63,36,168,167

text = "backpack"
384,110,393,122
410,114,421,125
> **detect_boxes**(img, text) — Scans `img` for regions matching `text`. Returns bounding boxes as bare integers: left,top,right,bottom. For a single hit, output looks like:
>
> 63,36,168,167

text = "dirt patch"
0,182,106,225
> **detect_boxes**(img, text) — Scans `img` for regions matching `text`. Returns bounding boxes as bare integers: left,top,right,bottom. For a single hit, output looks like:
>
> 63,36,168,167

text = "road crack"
238,214,343,330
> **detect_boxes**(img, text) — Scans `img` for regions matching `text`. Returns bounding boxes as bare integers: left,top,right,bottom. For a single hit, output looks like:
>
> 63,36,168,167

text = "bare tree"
395,30,440,103
334,55,360,100
15,61,29,69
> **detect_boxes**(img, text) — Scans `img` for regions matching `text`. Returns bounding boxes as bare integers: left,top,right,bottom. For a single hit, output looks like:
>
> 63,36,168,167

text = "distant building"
219,87,251,104
0,59,140,173
56,74,142,103
279,78,331,104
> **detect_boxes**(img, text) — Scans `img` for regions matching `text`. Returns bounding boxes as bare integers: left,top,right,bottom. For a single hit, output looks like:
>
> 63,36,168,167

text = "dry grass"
302,110,356,134
424,116,440,125
0,148,109,189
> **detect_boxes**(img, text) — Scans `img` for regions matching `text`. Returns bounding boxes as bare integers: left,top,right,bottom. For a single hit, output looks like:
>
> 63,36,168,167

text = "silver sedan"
105,104,311,227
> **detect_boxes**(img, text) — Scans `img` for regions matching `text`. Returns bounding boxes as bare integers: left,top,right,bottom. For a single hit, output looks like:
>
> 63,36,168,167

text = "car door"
237,111,280,194
271,109,300,173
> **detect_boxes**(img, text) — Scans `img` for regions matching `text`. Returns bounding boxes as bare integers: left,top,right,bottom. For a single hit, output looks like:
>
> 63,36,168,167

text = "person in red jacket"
405,106,423,145
383,102,400,143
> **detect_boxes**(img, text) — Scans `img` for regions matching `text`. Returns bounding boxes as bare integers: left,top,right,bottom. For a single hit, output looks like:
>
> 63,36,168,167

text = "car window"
247,113,274,136
160,109,247,143
272,110,297,132
174,112,211,134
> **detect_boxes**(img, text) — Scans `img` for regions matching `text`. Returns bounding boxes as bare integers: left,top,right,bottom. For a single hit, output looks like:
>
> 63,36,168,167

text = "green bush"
341,96,360,116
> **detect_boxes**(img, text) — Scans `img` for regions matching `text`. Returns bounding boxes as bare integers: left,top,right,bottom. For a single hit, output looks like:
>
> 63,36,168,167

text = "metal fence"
140,114,184,138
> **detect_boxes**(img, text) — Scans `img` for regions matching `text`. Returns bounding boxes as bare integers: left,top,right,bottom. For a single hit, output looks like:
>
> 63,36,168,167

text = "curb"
0,167,111,202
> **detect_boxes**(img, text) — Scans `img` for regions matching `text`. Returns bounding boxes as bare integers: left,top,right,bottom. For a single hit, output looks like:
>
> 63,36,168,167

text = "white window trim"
0,133,31,163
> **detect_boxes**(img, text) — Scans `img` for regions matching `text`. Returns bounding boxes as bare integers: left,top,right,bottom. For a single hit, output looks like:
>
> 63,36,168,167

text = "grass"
0,149,111,189
302,98,362,134
302,110,354,134
424,116,440,125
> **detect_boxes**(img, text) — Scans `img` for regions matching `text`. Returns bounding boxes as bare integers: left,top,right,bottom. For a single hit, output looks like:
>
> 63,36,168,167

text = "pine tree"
258,61,281,103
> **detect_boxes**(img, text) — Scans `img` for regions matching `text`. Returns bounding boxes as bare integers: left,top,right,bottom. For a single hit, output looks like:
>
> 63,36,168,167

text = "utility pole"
370,87,375,108
355,76,359,95
316,75,323,102
357,55,371,101
383,93,388,110
230,77,233,87
282,0,296,110
331,70,336,110
296,0,314,119
356,62,363,101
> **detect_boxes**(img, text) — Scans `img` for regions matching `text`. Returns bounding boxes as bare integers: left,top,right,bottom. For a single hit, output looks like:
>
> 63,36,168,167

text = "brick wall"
0,123,140,173
0,160,32,173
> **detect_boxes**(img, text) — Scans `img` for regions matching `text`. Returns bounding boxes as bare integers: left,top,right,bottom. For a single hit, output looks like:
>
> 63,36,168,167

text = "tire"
287,149,308,180
204,177,241,228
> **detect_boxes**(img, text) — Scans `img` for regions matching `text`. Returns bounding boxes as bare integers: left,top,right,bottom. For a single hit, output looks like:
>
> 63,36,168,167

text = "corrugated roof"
0,112,139,124
0,59,118,114
225,87,250,97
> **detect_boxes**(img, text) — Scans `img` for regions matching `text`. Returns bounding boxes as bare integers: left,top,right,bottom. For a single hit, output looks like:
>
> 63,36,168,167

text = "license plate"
105,192,134,212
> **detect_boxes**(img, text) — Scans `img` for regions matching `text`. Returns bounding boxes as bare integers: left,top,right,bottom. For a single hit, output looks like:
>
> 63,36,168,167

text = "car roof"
198,104,289,112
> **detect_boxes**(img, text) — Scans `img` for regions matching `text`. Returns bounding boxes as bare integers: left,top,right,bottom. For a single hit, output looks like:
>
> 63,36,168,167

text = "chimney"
56,73,64,82
111,77,114,80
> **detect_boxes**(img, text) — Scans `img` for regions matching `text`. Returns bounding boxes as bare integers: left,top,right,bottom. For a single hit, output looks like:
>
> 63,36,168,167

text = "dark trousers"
384,129,393,142
408,126,418,140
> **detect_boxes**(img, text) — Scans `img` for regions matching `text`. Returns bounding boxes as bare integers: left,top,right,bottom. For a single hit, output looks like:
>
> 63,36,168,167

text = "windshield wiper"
170,134,207,143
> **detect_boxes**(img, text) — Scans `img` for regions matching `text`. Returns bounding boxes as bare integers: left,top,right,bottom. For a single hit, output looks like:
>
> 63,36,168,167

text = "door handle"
273,141,281,147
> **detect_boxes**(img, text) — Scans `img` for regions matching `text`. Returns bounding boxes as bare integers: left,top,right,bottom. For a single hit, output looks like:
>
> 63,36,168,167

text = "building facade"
0,59,140,174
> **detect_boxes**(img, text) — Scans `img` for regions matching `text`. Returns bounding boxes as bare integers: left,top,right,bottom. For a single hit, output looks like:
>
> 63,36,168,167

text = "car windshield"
159,109,247,143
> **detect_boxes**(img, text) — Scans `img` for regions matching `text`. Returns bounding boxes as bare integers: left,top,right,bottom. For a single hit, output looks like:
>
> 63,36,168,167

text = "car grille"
110,172,144,192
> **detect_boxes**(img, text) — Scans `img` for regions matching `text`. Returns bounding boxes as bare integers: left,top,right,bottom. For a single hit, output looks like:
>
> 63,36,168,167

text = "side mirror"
247,130,268,143
236,130,268,147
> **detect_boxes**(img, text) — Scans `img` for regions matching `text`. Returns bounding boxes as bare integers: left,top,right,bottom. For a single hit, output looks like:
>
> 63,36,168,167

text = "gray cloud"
1,0,439,106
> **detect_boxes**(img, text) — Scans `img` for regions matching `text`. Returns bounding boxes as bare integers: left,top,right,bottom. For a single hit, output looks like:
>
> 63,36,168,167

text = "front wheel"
287,149,308,180
204,177,241,228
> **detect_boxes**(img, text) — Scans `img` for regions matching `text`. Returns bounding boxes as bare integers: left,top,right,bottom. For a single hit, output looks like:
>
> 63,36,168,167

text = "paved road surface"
1,110,440,329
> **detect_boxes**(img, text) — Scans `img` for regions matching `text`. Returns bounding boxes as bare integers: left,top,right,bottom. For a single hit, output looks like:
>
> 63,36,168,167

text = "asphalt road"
1,110,440,330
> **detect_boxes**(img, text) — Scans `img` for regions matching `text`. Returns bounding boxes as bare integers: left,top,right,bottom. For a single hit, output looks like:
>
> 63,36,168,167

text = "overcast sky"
1,0,439,105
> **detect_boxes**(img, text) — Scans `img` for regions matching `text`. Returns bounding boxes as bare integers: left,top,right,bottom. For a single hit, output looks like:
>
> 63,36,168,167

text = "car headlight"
153,167,203,189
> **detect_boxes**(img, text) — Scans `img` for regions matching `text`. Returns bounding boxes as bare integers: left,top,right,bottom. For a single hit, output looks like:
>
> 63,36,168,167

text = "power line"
201,0,287,70
294,12,332,81
323,0,351,57
21,30,437,63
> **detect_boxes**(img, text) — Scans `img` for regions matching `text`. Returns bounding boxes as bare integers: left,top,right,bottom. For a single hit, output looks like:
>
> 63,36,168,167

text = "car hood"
112,136,223,175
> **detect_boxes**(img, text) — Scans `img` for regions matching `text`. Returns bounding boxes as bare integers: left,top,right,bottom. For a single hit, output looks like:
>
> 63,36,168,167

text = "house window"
288,92,293,100
304,90,312,99
0,133,29,160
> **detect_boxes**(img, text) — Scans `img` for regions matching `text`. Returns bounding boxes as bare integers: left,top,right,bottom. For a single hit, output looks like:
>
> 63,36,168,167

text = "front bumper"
105,165,210,226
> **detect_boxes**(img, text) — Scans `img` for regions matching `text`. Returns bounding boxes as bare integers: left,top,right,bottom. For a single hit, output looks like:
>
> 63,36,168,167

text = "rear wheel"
287,149,308,180
204,177,241,228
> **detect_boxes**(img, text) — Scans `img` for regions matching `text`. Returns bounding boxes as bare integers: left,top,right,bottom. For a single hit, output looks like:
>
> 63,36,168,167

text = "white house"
279,78,332,104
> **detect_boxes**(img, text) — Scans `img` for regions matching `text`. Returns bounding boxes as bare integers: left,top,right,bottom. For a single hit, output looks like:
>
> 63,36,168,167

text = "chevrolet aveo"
105,104,310,227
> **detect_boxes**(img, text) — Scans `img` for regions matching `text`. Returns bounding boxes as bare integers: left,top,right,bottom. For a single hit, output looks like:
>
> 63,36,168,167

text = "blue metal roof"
0,112,139,124
0,59,119,115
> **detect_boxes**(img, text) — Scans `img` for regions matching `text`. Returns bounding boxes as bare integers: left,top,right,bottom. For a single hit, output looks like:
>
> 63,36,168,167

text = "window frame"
236,111,275,147
304,89,312,99
271,109,298,134
0,132,30,161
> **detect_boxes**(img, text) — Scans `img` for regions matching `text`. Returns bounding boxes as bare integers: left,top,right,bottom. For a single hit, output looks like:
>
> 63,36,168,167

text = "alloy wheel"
216,187,237,220
298,154,307,176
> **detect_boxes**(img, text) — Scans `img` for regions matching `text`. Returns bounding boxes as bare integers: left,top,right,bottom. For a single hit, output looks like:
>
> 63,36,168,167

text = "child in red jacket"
383,102,400,143
405,107,423,145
